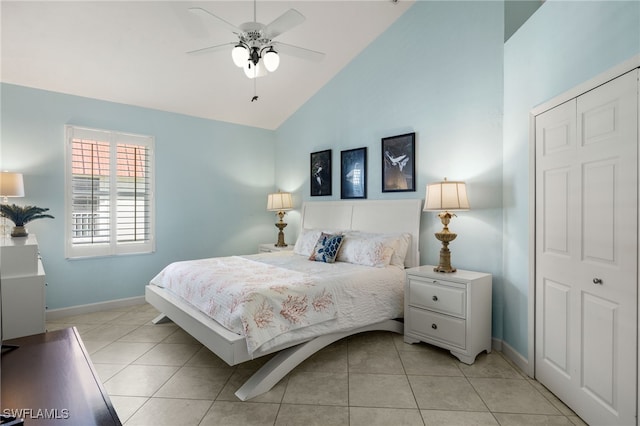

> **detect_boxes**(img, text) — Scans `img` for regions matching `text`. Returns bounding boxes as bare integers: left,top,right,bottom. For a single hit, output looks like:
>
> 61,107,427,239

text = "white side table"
404,265,492,364
258,243,294,253
1,234,46,339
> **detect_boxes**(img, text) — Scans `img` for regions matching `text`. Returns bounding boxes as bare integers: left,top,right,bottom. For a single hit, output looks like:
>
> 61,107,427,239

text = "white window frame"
65,125,156,259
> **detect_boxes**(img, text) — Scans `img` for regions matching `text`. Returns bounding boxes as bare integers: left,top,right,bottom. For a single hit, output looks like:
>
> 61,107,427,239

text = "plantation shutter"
65,125,155,258
116,143,152,245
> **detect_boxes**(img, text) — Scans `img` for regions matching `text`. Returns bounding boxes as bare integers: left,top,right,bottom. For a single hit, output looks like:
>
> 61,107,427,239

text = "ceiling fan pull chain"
251,78,259,102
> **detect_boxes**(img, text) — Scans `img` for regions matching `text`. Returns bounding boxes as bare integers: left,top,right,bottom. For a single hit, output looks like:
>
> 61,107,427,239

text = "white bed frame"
145,199,422,400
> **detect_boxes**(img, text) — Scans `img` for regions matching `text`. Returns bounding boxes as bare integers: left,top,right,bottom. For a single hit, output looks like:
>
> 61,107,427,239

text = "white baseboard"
491,337,503,352
46,296,146,321
498,338,532,377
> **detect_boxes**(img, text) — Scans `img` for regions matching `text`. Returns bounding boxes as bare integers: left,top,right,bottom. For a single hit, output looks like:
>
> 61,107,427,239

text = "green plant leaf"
0,204,54,226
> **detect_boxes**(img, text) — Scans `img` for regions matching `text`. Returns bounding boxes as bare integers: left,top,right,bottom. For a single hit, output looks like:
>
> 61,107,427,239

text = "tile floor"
47,303,587,426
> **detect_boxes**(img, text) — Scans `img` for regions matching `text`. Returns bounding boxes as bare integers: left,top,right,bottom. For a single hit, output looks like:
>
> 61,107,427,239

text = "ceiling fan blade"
187,42,236,55
188,7,241,34
264,9,305,39
272,42,325,62
171,3,209,39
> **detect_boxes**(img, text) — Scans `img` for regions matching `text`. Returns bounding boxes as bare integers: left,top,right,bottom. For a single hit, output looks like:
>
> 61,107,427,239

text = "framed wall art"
381,132,416,192
310,149,332,196
341,147,367,199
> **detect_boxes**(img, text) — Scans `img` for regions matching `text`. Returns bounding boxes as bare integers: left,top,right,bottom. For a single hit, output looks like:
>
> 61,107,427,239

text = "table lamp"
424,178,469,273
0,172,25,203
0,172,25,237
267,192,293,247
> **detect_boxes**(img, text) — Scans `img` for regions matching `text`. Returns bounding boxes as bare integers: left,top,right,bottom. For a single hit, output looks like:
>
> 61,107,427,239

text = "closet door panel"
581,293,616,407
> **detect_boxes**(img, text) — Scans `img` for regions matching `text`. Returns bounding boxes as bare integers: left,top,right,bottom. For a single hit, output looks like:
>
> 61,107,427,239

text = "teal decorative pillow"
309,233,344,263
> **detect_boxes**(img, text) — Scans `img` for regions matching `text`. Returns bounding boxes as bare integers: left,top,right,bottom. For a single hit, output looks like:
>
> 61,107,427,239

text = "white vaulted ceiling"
1,1,414,130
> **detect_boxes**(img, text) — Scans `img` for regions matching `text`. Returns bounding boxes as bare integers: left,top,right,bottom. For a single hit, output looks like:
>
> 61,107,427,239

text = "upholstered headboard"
300,199,423,268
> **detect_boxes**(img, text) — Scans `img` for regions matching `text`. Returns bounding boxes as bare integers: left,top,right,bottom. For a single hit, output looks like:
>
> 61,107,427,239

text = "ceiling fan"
187,3,325,79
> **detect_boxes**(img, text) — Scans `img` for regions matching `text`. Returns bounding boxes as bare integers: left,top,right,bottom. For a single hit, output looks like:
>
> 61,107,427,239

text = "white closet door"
535,70,638,426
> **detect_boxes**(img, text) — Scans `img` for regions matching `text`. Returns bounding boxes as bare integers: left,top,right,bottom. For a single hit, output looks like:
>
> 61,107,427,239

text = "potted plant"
0,204,54,237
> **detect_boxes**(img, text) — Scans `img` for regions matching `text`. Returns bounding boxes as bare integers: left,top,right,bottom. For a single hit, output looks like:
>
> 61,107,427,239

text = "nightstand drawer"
408,278,466,317
407,307,466,349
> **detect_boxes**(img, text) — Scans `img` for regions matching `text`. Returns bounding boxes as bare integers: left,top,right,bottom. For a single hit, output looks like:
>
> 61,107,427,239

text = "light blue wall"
1,84,276,310
503,1,640,356
276,1,505,338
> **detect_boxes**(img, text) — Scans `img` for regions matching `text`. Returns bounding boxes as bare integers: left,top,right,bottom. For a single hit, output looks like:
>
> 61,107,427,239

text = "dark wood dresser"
1,327,121,425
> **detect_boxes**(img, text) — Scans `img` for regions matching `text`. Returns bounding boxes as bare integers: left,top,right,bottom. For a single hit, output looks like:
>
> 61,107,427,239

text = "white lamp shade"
0,172,25,198
244,61,266,78
244,62,255,79
263,49,280,72
267,192,293,211
424,179,469,211
244,61,267,79
232,45,249,67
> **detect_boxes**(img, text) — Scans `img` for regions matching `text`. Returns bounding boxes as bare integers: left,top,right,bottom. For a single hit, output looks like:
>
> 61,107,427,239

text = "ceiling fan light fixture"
263,47,280,72
232,44,249,67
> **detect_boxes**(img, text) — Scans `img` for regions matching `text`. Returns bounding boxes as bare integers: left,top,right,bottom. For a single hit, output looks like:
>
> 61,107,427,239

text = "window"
65,125,155,258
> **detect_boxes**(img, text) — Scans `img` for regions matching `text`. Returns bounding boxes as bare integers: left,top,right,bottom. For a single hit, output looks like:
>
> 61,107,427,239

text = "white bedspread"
149,252,405,356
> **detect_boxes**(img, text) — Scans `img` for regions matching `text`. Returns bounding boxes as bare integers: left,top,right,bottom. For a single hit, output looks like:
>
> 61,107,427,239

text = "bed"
145,199,422,400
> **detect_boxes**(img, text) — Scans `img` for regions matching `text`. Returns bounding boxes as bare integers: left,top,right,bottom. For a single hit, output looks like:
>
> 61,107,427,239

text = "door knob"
593,278,603,285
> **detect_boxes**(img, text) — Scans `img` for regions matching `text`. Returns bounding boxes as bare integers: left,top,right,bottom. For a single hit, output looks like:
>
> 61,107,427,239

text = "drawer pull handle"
432,295,438,302
431,323,438,330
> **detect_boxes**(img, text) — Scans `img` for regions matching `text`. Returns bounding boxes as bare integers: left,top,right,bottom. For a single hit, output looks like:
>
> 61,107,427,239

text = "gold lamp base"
433,211,458,273
274,211,288,247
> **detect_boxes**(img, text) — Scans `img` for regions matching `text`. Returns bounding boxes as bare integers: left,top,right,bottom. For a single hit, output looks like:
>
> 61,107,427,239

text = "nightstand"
258,243,294,253
404,265,492,364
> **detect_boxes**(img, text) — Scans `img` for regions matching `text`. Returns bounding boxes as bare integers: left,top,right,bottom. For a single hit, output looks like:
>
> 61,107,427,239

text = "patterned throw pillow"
309,233,344,263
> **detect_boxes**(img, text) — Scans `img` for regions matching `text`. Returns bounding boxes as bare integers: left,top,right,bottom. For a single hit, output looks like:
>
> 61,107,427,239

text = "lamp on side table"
267,191,293,247
424,178,470,273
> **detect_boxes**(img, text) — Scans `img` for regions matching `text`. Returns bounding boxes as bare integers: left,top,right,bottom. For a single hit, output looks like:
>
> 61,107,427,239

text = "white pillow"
336,234,394,267
343,231,411,269
293,229,322,256
390,233,411,268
